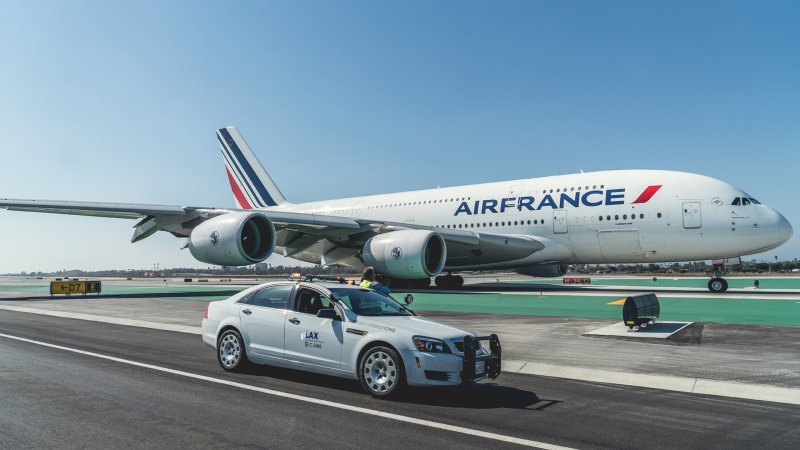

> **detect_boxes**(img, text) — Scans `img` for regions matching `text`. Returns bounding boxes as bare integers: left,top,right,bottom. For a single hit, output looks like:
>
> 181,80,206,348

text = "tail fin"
216,126,289,209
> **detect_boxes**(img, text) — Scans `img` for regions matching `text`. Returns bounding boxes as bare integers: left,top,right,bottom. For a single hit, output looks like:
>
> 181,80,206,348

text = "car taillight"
203,303,210,319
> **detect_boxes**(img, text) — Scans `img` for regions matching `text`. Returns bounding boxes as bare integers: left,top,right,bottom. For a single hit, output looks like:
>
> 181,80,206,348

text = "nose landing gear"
708,262,729,293
708,277,728,293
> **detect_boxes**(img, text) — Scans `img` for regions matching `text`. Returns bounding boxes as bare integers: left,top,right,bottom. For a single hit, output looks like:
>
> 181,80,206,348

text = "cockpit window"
731,197,741,206
741,192,761,205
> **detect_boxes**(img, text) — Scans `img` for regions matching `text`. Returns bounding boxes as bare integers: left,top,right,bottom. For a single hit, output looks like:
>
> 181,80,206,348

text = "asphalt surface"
3,292,799,388
1,311,799,449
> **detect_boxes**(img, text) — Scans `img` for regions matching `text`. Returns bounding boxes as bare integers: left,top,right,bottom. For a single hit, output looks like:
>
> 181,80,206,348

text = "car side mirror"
317,309,339,320
404,294,414,306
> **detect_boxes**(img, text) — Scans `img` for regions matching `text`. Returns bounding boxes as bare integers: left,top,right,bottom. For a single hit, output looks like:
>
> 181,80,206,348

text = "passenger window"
742,198,751,205
295,288,333,315
731,198,741,206
251,285,293,309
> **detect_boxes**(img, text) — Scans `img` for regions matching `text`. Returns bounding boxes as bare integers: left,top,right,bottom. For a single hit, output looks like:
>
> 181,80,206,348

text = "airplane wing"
0,198,362,243
1,198,544,266
0,198,190,219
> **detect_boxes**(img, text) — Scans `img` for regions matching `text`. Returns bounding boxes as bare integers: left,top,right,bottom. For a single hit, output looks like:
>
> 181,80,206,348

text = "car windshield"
330,288,413,316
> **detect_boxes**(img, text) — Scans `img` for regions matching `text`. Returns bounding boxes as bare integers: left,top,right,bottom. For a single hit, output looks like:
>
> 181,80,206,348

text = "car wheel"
217,329,250,372
359,346,405,397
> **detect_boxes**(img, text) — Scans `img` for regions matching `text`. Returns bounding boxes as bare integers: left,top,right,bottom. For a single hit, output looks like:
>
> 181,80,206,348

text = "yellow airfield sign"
50,280,102,296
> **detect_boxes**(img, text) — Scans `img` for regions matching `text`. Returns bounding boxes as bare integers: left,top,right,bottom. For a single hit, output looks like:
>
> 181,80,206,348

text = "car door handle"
288,318,300,325
242,309,252,315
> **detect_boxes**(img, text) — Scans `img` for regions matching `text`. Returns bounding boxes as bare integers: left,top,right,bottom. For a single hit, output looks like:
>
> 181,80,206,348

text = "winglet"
216,126,289,209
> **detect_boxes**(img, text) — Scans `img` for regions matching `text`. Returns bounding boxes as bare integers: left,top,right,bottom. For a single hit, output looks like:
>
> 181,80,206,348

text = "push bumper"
400,334,502,387
460,334,502,383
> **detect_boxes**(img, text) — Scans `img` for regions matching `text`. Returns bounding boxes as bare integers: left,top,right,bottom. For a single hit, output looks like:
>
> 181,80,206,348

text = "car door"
283,287,345,373
240,284,294,361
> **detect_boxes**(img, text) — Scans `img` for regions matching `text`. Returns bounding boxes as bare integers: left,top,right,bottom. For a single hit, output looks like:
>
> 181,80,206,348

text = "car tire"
359,345,405,397
217,329,250,372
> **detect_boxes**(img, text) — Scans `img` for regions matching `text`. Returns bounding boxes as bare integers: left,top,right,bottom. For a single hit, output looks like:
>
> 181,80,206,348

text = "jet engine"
516,264,569,278
189,212,276,266
362,230,446,279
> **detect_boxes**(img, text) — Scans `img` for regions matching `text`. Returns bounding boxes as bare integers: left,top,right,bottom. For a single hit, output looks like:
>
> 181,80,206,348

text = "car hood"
351,314,473,340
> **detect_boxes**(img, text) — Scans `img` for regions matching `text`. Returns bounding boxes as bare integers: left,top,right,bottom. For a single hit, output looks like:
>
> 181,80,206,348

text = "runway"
1,276,800,448
2,311,799,449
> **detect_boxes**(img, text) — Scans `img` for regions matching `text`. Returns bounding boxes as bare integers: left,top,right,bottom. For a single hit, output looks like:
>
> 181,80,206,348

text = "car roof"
303,282,364,290
256,280,366,291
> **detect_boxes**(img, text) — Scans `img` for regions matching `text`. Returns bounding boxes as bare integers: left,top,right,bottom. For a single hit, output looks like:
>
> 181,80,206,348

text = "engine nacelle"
362,230,446,279
189,212,276,266
516,264,569,278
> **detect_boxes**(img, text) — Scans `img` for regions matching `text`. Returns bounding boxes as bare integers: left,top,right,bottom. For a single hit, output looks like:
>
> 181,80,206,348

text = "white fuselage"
263,170,792,270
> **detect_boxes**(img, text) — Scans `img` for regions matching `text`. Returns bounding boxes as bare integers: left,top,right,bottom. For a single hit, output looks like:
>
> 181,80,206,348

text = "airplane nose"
778,213,793,245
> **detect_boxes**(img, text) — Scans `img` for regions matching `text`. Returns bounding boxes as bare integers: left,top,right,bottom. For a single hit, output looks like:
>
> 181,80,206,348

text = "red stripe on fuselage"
226,167,252,209
632,185,662,204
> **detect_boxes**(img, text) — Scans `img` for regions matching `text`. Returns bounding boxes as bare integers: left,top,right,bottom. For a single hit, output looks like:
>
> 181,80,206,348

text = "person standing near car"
360,266,391,295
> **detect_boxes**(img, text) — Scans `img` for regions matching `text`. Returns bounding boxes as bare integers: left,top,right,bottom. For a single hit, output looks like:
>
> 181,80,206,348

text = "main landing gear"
435,273,464,289
708,262,729,293
387,273,464,289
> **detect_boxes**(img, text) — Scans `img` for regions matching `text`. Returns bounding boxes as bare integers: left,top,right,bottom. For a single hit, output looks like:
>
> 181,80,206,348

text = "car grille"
424,370,450,381
451,337,487,356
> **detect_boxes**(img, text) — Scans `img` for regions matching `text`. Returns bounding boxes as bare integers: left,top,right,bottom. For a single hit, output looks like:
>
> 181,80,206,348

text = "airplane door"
683,202,702,229
553,210,568,234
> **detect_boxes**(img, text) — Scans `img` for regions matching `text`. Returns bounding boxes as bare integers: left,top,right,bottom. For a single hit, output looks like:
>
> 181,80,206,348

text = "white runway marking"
506,360,800,406
3,305,799,406
0,332,573,450
0,305,201,334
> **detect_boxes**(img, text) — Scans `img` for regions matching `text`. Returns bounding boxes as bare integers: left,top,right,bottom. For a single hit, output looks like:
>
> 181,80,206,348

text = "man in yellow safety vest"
359,266,391,295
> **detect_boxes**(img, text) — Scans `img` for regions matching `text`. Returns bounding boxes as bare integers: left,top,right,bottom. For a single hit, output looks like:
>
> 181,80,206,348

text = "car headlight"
412,336,451,353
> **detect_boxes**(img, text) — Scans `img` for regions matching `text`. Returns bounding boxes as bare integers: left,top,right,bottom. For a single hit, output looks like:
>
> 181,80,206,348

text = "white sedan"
201,280,501,397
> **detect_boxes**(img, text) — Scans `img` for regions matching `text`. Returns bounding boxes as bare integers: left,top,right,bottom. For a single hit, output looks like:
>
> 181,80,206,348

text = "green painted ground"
2,278,798,327
396,292,800,327
511,277,800,290
0,281,239,301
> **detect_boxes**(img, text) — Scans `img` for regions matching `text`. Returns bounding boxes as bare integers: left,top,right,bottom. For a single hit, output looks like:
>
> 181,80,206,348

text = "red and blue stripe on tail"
217,126,288,209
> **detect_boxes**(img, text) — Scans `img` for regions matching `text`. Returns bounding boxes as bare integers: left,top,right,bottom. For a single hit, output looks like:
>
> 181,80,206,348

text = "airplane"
1,126,792,293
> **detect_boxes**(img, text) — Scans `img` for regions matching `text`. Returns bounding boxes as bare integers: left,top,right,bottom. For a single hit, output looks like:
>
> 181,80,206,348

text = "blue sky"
0,1,798,272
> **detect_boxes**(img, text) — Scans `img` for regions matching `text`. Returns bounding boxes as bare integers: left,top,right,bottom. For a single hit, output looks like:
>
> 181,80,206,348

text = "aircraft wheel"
435,275,449,288
708,278,728,293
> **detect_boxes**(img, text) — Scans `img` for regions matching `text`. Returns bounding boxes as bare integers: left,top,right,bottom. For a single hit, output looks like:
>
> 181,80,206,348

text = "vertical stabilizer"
216,126,289,209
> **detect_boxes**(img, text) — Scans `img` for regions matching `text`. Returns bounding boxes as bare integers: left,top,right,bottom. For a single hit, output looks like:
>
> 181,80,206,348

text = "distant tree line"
7,264,360,278
6,259,800,278
575,259,800,275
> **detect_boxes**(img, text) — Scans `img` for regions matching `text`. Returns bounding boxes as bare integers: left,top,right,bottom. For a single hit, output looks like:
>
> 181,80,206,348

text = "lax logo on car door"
301,330,323,349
